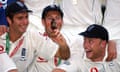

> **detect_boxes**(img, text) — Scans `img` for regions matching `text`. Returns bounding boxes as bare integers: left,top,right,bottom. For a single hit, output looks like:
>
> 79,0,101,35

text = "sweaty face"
42,11,63,34
83,37,104,61
9,12,29,34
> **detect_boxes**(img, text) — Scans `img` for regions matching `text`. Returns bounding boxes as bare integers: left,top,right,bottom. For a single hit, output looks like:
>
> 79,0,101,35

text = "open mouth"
85,49,92,55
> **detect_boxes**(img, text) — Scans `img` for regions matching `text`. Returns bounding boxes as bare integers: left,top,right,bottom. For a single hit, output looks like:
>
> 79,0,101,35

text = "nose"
83,40,89,50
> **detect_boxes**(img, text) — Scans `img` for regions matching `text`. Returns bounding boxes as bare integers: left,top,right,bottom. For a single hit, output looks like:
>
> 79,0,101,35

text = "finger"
106,53,117,61
0,25,8,35
0,26,3,35
112,52,117,59
2,26,7,34
106,56,112,61
52,68,66,72
51,30,60,38
54,29,60,36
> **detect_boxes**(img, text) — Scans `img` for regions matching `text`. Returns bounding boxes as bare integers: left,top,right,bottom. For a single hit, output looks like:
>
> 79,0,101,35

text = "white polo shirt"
58,54,120,72
0,31,58,72
28,31,84,72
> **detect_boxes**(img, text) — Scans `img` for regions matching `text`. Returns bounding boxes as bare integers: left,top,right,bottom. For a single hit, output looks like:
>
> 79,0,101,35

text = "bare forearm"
55,43,70,60
52,68,66,72
106,40,117,61
59,44,70,60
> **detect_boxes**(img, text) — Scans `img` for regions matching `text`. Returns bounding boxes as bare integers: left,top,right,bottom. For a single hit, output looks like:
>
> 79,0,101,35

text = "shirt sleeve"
56,35,84,72
0,53,17,72
32,32,59,60
38,38,59,60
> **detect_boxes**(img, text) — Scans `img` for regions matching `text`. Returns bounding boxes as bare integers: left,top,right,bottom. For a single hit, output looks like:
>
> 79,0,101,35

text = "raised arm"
106,40,117,61
49,29,70,60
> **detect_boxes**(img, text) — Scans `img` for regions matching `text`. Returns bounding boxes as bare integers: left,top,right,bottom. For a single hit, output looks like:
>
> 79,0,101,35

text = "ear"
101,40,107,48
6,17,12,26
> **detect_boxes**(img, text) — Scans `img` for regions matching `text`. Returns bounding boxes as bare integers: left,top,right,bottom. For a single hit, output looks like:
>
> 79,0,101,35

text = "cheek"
83,42,86,49
26,20,29,25
14,19,22,25
59,20,63,24
57,21,62,28
47,23,51,28
92,44,100,52
44,21,50,28
45,20,51,25
58,23,62,27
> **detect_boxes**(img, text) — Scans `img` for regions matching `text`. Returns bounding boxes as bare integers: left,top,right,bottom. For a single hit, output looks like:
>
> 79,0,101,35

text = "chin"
86,54,93,59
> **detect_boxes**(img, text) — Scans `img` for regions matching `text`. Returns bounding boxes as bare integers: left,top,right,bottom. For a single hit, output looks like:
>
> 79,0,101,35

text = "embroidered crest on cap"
87,25,95,32
16,1,24,7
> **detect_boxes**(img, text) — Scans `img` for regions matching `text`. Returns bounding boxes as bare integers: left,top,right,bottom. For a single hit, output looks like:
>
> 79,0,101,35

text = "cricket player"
52,24,120,72
28,4,83,72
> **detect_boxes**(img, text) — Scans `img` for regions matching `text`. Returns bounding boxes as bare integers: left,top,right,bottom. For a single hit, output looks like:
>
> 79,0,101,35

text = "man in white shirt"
28,4,82,72
52,24,120,72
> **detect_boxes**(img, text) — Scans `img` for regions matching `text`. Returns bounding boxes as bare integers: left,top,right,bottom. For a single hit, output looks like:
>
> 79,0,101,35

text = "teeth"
85,49,89,51
22,25,26,27
85,49,91,53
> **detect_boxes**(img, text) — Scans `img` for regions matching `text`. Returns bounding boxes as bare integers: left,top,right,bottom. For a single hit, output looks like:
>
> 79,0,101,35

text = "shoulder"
0,53,17,72
25,31,44,38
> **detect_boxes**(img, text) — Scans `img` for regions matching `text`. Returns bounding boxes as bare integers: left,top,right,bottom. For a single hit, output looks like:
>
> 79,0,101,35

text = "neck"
91,56,104,62
9,29,23,42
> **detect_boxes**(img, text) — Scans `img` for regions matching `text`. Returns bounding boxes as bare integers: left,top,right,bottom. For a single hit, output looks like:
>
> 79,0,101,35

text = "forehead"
45,11,61,17
13,12,28,17
84,37,101,41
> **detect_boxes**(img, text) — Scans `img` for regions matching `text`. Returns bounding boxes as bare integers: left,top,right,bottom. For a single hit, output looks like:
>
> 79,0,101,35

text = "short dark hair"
41,4,64,19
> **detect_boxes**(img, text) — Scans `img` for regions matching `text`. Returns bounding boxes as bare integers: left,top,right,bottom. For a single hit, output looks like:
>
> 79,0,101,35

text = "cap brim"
17,9,32,13
79,32,87,36
79,32,97,38
23,9,32,13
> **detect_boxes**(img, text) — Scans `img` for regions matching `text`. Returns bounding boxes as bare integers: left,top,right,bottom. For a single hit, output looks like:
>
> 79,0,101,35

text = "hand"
8,69,18,72
106,40,117,61
52,68,66,72
0,25,8,35
48,29,66,46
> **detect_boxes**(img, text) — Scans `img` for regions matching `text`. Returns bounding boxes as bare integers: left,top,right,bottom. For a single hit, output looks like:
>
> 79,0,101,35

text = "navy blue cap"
79,24,109,42
5,1,32,16
42,4,63,19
